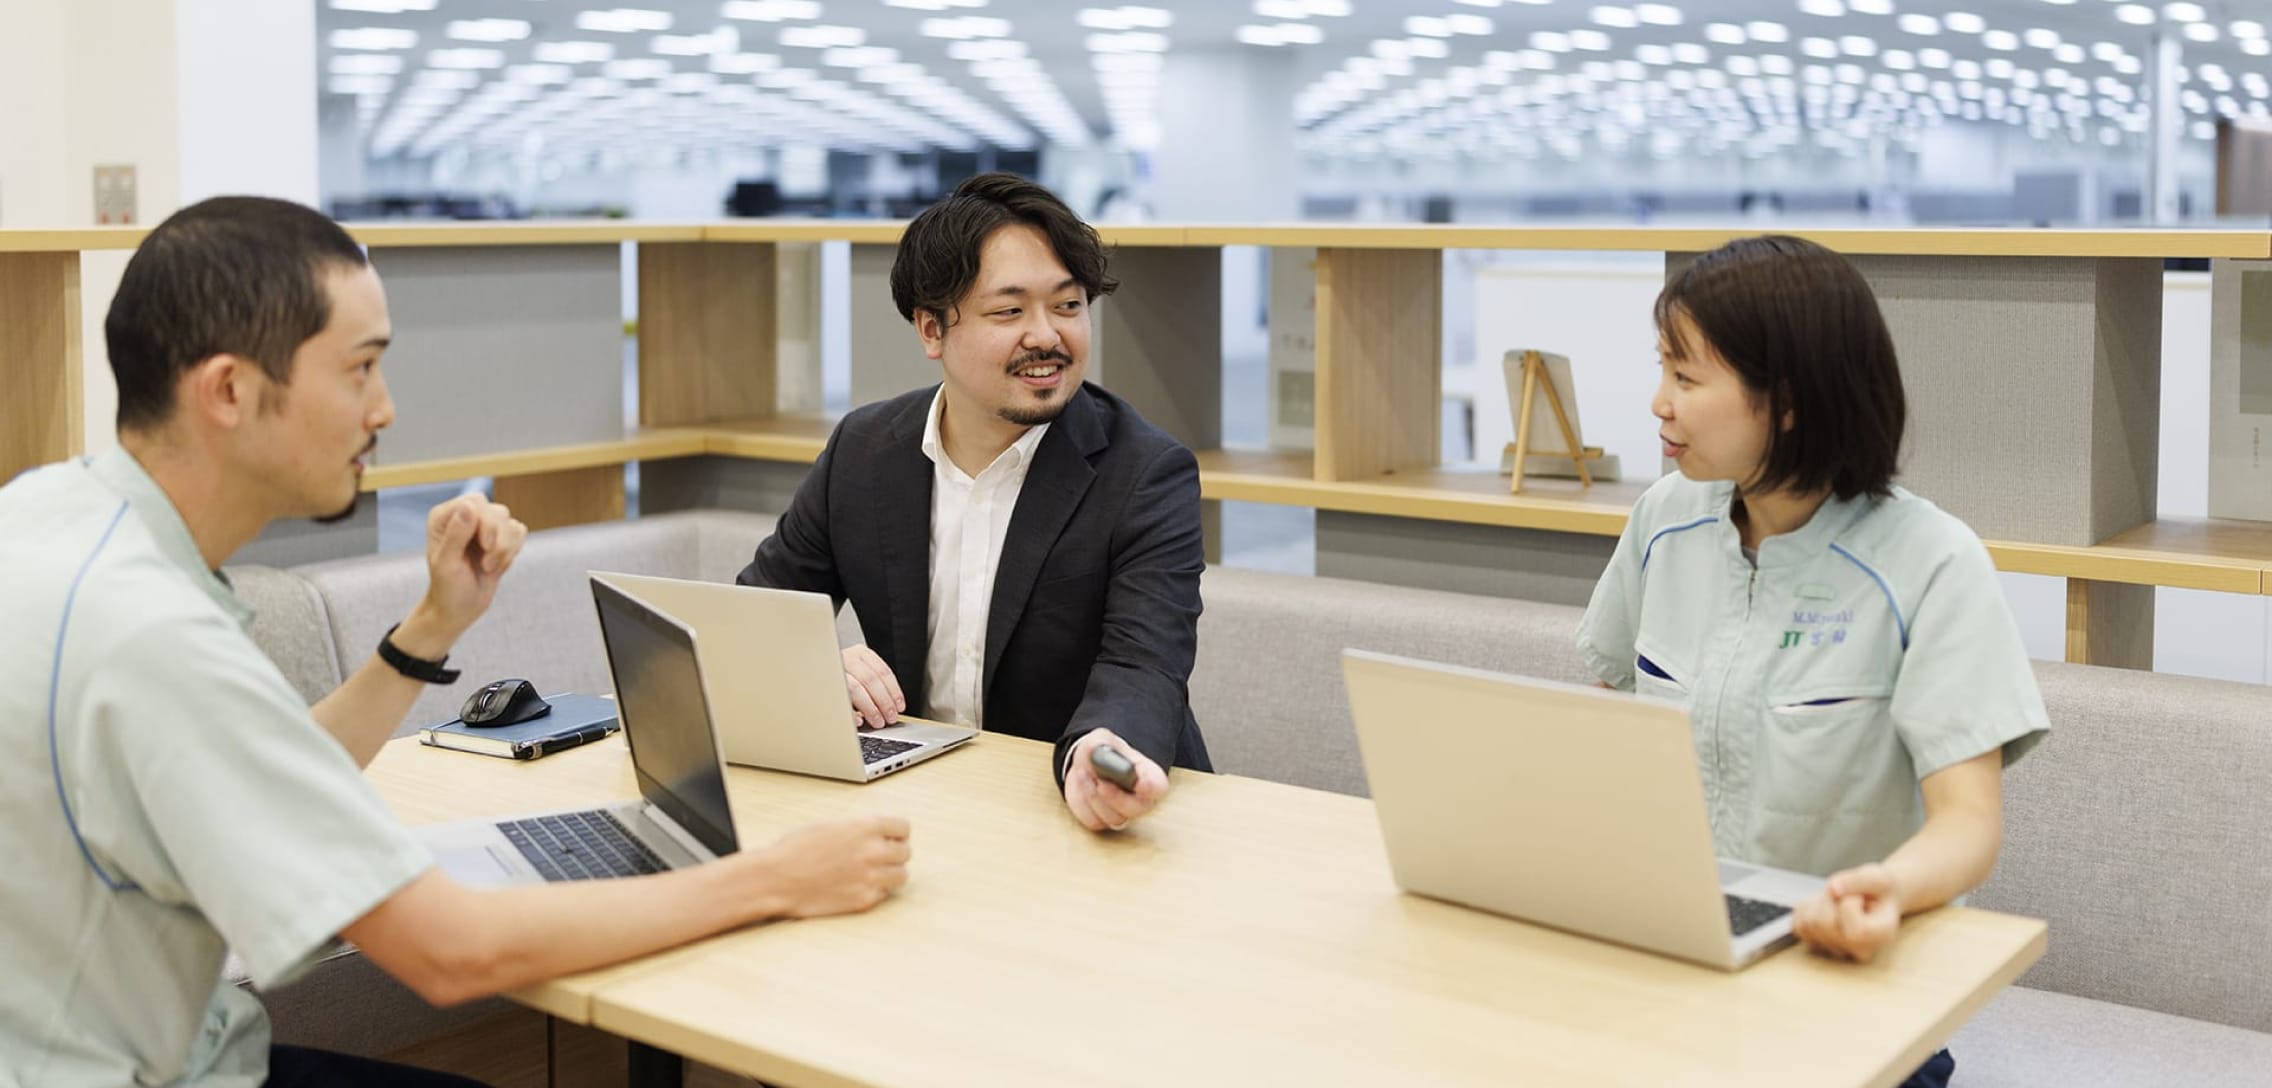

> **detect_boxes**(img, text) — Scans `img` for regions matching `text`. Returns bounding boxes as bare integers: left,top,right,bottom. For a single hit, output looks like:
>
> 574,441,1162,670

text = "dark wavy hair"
107,196,368,431
889,172,1118,327
1655,234,1906,500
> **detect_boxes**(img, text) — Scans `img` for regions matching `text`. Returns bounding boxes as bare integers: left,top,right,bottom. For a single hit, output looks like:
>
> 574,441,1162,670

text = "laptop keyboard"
859,734,922,765
499,810,666,882
1725,893,1793,937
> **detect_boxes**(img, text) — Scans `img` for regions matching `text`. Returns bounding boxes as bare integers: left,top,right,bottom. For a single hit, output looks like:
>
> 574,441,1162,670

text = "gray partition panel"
1667,252,2161,545
233,502,378,568
367,245,626,464
1315,511,1615,607
1091,247,1223,451
849,242,938,407
639,455,813,520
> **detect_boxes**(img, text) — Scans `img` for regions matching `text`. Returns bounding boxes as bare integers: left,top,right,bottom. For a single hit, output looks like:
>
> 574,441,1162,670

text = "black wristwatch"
378,623,461,685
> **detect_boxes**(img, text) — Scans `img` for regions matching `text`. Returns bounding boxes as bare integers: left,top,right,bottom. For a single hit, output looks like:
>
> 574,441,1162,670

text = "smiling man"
737,172,1212,831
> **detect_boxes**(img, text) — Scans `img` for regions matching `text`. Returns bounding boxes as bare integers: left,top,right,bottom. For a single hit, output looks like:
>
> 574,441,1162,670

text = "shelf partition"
8,220,2272,671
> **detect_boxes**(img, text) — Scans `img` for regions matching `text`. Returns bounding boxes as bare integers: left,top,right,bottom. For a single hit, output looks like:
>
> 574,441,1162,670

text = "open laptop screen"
590,578,738,858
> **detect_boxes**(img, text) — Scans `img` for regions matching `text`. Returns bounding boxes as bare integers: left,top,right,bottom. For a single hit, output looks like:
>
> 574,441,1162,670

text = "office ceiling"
316,0,2271,165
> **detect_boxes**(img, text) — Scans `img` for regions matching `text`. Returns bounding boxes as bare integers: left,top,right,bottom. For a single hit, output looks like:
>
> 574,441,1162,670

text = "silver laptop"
1341,649,1826,970
590,572,977,783
416,578,739,887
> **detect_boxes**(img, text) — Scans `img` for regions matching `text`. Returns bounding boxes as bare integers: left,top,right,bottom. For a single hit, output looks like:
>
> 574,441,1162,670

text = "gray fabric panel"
365,244,626,463
1315,512,1615,607
296,511,719,732
1951,985,2272,1088
229,504,380,569
241,949,511,1056
225,564,343,705
1969,661,2272,1031
1191,565,1591,796
683,507,781,584
639,455,813,520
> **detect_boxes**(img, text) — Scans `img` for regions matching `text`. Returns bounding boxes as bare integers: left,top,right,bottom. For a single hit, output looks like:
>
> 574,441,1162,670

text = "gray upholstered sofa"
227,509,2272,1084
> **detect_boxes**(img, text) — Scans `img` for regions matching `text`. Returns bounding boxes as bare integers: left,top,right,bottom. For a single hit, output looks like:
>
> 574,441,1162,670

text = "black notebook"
417,692,619,761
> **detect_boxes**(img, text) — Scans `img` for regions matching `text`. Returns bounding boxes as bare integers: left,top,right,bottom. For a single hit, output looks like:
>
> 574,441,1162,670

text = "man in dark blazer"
736,173,1210,832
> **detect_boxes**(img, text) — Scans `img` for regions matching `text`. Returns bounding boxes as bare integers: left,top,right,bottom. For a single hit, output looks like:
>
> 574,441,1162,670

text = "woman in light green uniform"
1577,235,2048,1088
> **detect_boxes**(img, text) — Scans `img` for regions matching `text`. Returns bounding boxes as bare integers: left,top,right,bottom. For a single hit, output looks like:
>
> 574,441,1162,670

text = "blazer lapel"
983,386,1105,700
873,391,937,708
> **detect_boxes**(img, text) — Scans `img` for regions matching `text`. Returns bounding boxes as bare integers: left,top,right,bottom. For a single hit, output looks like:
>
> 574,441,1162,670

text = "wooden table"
368,734,2045,1088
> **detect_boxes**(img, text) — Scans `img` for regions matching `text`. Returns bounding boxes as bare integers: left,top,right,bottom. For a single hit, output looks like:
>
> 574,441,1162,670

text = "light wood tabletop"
368,732,2044,1088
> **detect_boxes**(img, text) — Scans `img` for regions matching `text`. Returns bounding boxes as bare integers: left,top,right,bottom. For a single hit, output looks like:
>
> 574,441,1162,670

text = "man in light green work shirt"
0,196,913,1087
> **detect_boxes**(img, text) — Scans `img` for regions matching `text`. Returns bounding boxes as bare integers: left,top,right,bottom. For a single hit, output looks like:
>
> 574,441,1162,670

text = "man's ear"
915,308,948,361
181,353,259,429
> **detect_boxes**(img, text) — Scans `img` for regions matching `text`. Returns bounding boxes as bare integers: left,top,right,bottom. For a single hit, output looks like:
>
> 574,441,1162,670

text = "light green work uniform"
0,449,433,1087
1577,473,2049,877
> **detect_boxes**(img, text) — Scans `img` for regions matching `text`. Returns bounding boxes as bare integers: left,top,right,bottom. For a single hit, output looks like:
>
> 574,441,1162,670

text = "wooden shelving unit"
7,219,2270,669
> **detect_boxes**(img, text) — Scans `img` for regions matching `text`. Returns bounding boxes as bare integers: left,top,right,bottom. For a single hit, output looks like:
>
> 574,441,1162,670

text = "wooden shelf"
0,226,146,252
348,221,707,247
361,426,2272,597
1198,449,1646,536
358,429,709,491
1986,518,2272,595
1176,224,2272,258
698,414,837,462
14,223,2257,258
700,222,1207,247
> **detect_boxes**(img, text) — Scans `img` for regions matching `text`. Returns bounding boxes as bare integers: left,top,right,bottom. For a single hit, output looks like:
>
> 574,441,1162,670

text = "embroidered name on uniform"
1781,608,1853,649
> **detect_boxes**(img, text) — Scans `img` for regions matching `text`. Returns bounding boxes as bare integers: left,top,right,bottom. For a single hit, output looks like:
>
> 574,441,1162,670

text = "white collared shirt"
920,387,1051,727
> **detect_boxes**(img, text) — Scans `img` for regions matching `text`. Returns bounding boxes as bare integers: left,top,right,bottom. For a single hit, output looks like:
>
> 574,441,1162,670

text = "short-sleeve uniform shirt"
1577,473,2049,876
0,450,433,1087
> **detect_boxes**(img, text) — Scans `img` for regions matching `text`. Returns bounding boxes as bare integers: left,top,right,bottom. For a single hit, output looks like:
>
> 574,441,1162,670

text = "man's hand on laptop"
748,815,913,917
1063,729,1168,832
1790,863,1902,963
401,494,528,654
842,645,906,729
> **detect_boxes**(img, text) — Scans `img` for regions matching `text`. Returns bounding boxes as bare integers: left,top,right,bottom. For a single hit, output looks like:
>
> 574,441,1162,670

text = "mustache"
1006,349,1071,373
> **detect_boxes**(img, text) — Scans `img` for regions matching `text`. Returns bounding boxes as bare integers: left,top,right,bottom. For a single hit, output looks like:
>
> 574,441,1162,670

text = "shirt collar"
88,447,254,625
1709,479,1876,569
918,385,1051,478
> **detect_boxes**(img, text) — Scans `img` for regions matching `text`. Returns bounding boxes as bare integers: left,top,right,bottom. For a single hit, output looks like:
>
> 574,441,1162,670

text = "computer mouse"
460,679,551,727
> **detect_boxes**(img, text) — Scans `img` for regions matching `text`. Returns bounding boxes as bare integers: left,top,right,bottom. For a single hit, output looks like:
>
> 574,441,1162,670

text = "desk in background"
368,733,2044,1088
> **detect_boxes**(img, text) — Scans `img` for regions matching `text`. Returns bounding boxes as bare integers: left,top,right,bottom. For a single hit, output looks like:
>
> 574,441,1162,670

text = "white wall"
174,0,316,207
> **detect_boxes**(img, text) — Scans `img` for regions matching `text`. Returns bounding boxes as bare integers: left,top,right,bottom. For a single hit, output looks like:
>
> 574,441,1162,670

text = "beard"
998,348,1074,427
313,492,361,525
315,436,377,525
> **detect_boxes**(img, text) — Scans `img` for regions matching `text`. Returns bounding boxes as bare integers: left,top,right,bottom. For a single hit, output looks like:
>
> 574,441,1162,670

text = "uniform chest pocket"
1632,649,1690,705
1758,689,1904,817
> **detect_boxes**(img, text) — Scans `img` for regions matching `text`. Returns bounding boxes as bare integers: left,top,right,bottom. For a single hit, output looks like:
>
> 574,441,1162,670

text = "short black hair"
1655,234,1905,501
889,172,1117,327
106,196,369,431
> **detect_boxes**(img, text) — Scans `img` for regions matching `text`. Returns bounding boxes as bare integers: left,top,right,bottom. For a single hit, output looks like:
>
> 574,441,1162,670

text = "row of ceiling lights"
329,0,2267,164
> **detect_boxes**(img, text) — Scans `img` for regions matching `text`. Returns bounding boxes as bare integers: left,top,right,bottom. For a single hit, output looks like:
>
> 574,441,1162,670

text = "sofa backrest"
229,564,344,705
1190,565,1593,796
1968,661,2272,1033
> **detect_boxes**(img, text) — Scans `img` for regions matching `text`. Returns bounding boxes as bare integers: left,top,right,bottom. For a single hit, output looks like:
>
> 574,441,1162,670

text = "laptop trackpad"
434,845,519,887
1718,859,1760,886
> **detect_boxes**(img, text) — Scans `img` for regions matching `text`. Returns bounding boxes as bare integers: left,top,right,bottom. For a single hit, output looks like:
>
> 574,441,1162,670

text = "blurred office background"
3,0,2268,679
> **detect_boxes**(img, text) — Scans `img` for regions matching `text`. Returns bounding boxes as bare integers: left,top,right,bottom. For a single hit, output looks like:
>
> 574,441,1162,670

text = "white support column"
0,0,318,453
2147,32,2184,223
1151,48,1298,222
